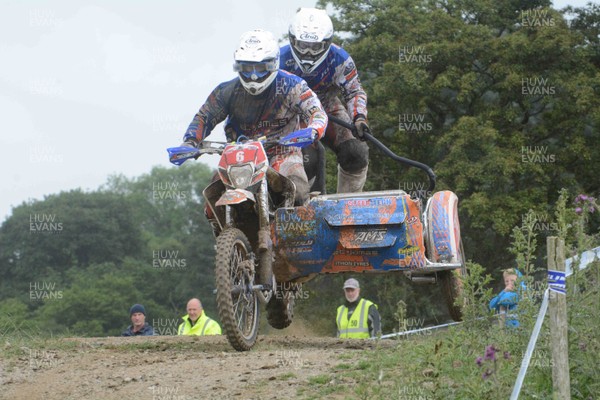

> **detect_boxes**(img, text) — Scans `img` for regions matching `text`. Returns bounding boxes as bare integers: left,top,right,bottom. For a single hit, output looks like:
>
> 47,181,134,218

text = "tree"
0,190,144,302
318,0,600,270
101,163,217,314
0,162,219,335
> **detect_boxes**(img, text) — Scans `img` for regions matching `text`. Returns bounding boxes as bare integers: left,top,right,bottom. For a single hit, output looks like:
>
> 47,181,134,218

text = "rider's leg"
271,151,310,206
336,139,368,193
301,141,327,194
321,97,369,193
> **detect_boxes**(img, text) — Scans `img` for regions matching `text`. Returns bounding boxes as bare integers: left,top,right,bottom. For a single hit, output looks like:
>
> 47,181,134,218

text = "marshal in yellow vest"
177,313,221,336
336,298,377,339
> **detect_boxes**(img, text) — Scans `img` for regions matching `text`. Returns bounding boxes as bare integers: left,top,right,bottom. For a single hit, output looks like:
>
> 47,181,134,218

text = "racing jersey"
280,43,367,121
183,70,327,146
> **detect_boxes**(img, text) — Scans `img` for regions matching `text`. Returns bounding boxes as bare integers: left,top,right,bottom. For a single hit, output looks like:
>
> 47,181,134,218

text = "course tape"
378,321,462,339
510,289,549,400
565,246,600,277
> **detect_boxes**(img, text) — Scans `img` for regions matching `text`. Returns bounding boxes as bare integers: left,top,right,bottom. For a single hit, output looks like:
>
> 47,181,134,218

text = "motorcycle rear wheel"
215,228,260,351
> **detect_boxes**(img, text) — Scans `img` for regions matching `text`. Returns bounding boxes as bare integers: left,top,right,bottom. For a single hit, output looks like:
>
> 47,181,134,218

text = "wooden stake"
547,236,570,400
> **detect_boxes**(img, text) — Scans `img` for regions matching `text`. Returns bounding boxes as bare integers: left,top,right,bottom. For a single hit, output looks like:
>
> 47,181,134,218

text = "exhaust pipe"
405,273,437,284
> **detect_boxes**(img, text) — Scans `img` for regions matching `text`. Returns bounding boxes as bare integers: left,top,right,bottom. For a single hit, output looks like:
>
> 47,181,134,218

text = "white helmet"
233,30,280,95
289,8,334,74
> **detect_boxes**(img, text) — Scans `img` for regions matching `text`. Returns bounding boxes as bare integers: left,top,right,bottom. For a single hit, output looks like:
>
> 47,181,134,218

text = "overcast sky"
0,0,591,223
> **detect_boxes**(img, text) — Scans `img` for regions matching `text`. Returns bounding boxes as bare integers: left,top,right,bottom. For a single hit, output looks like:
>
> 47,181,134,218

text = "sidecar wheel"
215,228,260,351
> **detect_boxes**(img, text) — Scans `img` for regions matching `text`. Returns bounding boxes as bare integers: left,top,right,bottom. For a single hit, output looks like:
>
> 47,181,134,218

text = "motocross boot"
337,164,367,193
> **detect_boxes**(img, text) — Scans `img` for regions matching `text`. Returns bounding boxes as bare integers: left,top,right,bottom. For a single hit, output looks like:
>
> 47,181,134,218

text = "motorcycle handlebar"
198,141,227,155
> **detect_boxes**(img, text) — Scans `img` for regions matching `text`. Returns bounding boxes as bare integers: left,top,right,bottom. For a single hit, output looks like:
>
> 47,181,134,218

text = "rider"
179,29,328,207
280,8,370,193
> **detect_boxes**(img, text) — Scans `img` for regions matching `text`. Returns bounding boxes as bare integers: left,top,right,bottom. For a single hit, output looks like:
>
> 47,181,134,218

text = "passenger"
281,8,370,193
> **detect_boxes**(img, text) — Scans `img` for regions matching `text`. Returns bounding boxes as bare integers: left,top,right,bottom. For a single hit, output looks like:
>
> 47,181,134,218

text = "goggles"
291,37,330,56
234,59,278,80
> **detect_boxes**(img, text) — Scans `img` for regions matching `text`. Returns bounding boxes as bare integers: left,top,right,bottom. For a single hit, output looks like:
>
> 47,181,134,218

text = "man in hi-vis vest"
178,298,221,336
336,278,381,338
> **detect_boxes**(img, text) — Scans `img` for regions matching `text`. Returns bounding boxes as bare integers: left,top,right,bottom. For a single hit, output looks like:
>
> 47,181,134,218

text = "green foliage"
456,261,494,329
554,188,572,242
0,298,37,333
0,163,217,336
0,190,144,301
509,210,538,276
319,0,600,273
393,299,407,333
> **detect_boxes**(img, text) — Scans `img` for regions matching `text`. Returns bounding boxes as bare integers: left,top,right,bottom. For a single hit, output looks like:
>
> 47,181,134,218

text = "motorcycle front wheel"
215,228,260,351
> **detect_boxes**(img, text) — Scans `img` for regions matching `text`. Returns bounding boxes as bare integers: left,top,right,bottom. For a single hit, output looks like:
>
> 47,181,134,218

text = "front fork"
257,179,275,301
220,179,274,303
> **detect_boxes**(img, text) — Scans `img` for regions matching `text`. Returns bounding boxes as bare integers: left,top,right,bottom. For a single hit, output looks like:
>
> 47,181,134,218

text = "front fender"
215,188,256,206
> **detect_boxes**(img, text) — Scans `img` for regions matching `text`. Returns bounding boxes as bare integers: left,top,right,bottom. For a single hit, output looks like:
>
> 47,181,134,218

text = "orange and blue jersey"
280,43,367,121
183,70,327,146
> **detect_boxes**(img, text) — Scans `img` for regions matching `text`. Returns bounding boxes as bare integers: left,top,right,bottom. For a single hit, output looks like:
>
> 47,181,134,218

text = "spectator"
336,278,381,338
489,268,524,328
178,298,221,336
122,304,155,336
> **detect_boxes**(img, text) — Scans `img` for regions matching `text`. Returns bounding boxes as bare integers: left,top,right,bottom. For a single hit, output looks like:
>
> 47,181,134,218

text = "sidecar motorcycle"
168,126,466,351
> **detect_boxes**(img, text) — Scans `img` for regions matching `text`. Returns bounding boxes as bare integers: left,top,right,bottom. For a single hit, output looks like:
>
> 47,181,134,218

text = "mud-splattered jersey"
280,43,367,120
183,70,327,146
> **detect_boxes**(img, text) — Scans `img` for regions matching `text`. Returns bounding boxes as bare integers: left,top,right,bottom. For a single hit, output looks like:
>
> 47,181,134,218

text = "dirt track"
1,333,392,400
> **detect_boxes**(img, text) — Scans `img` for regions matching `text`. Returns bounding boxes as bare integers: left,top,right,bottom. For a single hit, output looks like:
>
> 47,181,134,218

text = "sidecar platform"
272,190,463,282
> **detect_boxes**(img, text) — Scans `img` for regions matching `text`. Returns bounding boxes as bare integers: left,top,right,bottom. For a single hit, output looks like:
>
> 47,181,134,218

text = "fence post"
547,237,570,400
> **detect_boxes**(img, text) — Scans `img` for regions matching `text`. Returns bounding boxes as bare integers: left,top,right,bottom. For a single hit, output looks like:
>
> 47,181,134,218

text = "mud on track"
1,335,396,400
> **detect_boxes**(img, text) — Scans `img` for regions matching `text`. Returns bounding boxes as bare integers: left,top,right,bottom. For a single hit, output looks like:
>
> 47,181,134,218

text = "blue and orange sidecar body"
272,189,464,283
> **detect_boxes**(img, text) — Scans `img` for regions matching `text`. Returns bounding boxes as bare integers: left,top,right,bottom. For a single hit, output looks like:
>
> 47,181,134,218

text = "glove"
179,138,199,148
311,128,319,142
354,116,370,141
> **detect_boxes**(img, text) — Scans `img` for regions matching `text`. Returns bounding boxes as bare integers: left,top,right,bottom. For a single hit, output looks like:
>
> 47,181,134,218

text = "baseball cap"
343,278,360,289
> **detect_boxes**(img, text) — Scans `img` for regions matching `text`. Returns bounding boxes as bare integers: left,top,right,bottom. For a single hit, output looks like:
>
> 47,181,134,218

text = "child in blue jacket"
489,268,525,327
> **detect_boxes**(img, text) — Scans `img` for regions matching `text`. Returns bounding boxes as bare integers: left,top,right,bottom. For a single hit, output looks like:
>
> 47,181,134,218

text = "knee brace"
336,139,369,173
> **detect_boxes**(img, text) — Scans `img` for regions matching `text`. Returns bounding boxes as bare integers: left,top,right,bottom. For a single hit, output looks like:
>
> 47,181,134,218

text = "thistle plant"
572,193,600,252
473,345,512,398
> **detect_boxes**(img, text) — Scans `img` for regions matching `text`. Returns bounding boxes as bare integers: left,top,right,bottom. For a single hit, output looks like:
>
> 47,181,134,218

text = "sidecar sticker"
324,197,405,226
275,220,316,235
338,227,396,249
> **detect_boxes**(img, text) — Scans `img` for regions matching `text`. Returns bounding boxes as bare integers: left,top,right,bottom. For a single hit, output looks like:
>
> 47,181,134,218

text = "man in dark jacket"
122,304,154,336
